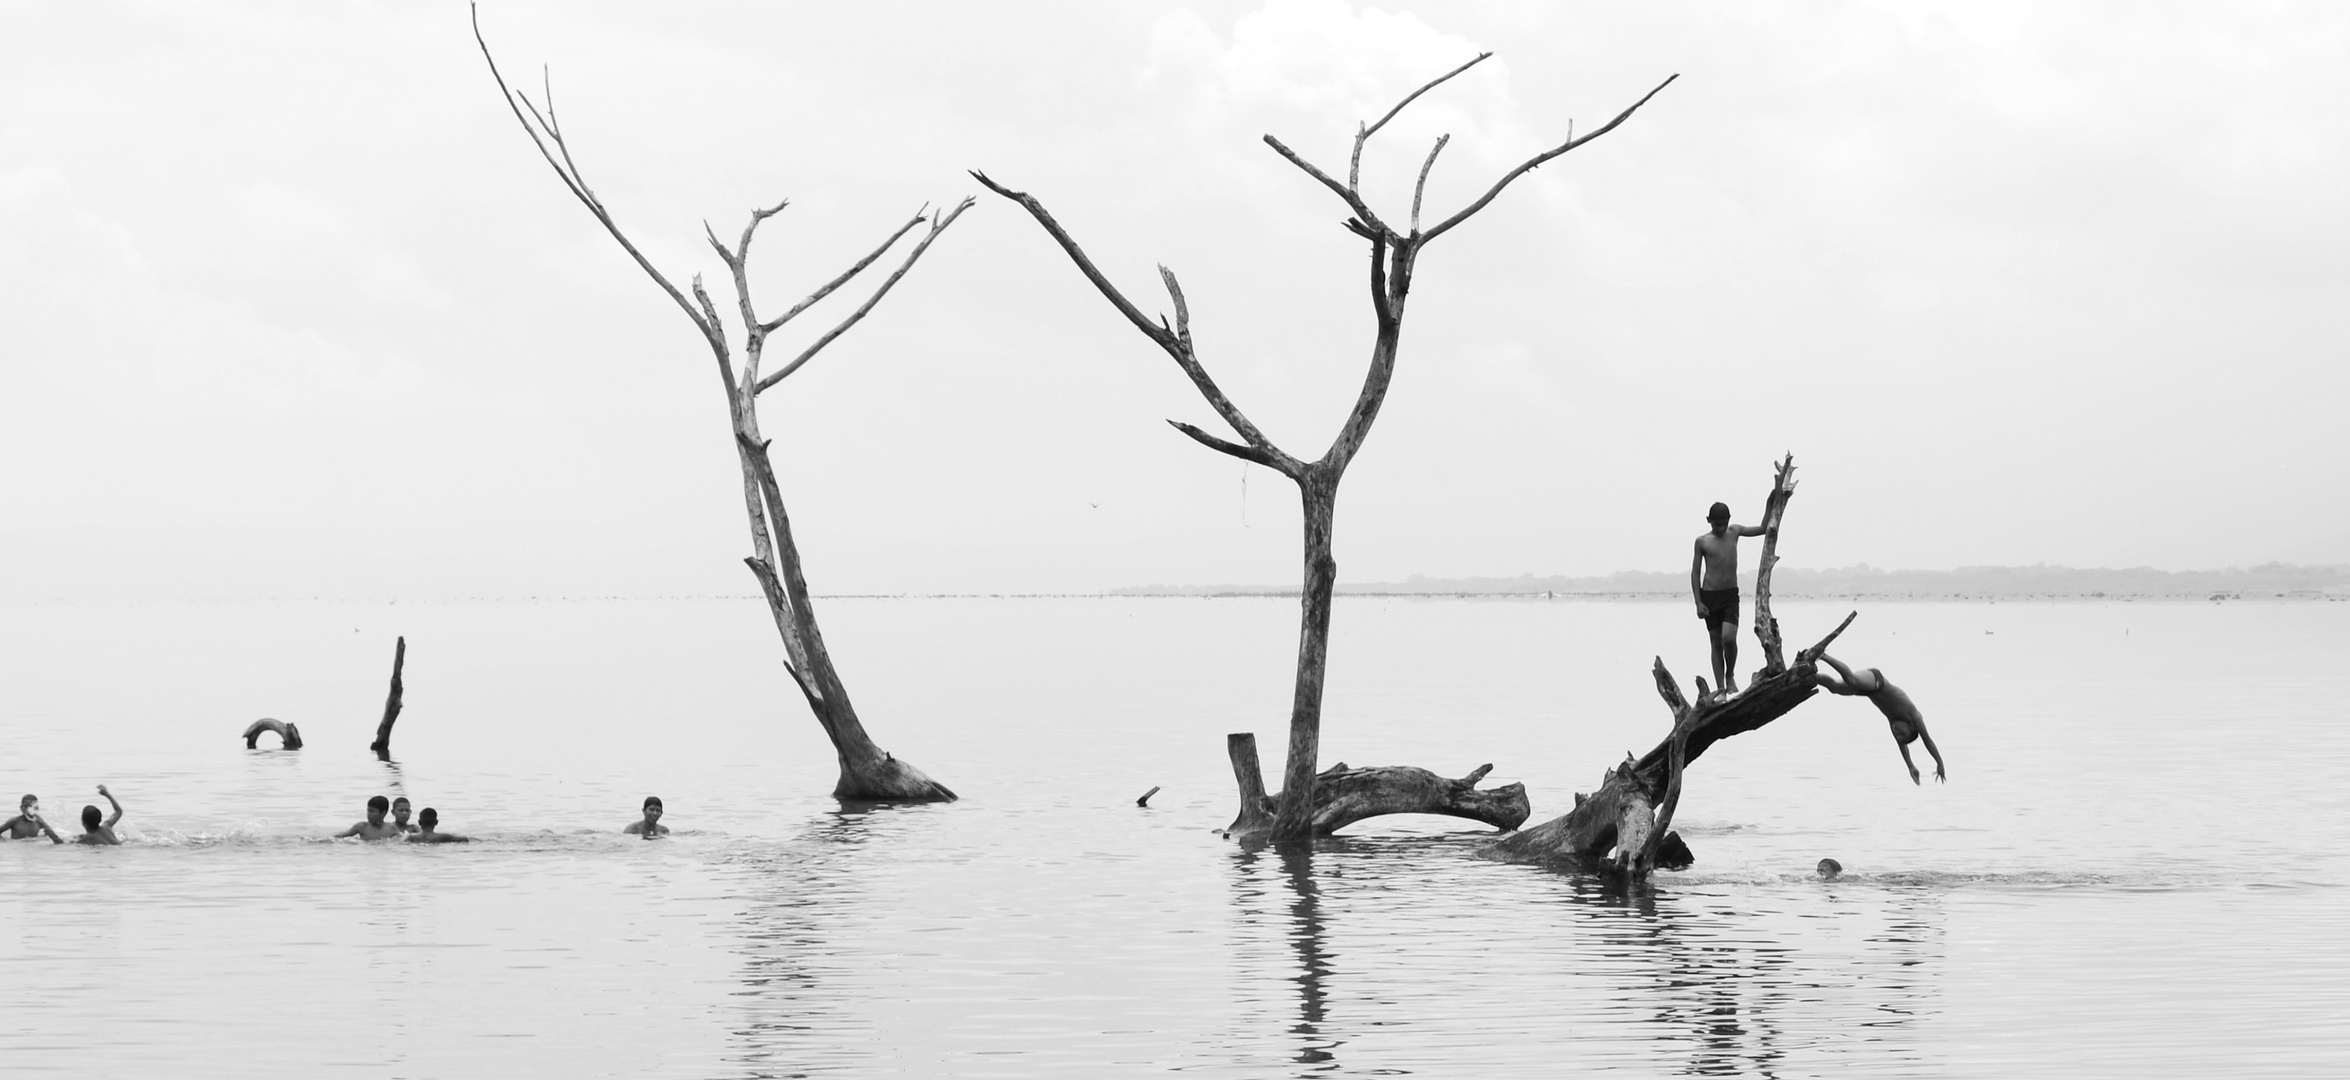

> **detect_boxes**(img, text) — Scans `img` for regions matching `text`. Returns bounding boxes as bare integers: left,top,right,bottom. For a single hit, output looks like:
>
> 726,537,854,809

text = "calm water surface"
2,596,2344,1077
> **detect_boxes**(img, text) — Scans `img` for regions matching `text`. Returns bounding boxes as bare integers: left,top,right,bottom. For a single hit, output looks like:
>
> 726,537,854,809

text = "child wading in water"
623,796,668,838
77,785,124,845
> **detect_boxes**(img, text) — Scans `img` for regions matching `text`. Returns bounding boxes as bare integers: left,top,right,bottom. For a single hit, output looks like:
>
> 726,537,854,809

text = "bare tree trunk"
1274,477,1340,837
1751,455,1798,675
370,636,405,761
477,12,966,801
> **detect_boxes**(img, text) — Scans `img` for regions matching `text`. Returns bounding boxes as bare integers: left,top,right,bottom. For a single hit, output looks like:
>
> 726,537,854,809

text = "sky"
3,0,2344,600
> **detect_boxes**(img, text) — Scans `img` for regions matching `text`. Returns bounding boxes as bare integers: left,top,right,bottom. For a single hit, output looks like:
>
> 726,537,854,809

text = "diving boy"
1815,653,1947,784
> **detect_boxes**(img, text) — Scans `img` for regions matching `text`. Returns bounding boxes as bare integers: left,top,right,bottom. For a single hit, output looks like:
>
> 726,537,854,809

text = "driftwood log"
241,718,302,750
1222,733,1529,839
370,636,406,760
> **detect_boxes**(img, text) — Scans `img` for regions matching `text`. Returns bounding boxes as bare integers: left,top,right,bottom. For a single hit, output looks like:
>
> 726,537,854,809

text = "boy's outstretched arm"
1916,725,1948,783
1736,523,1768,537
97,785,122,828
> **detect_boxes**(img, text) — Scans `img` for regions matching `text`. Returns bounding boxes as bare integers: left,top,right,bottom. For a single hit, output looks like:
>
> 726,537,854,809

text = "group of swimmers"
2,786,124,845
335,794,471,843
4,788,673,846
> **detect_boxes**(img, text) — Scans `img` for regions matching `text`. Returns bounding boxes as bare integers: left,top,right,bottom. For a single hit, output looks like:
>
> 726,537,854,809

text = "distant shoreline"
1110,563,2350,601
5,564,2343,604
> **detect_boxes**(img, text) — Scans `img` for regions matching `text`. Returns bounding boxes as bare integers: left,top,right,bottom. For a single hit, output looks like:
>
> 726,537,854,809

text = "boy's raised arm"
97,785,122,828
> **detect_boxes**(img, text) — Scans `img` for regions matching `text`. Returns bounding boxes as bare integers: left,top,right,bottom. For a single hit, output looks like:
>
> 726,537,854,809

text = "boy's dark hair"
19,794,34,809
418,808,439,829
643,796,662,810
1707,501,1731,523
81,805,101,830
392,796,411,806
367,795,391,814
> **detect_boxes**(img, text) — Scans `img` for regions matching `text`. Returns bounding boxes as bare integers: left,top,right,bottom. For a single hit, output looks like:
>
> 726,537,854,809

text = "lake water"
2,595,2344,1077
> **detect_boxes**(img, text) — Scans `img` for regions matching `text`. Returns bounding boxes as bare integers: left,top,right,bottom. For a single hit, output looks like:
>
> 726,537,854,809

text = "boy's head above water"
642,797,663,821
81,805,101,831
19,794,36,813
391,796,412,822
366,795,390,820
418,807,439,830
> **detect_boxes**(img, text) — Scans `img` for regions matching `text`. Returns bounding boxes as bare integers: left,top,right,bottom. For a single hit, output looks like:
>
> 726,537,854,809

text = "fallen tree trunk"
370,636,405,761
1223,733,1528,839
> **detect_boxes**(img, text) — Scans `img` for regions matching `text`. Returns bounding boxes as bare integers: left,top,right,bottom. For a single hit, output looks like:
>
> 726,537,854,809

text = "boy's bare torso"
1694,529,1742,590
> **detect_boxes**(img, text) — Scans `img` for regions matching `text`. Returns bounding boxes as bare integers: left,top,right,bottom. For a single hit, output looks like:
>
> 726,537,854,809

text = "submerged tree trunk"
1224,733,1528,838
981,57,1675,841
478,13,966,801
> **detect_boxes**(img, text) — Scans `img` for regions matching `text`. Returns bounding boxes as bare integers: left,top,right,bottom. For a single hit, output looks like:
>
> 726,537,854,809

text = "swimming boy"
1692,501,1767,695
335,795,405,840
1815,653,1947,785
76,785,124,845
622,796,668,838
390,796,419,835
407,807,471,844
4,794,64,843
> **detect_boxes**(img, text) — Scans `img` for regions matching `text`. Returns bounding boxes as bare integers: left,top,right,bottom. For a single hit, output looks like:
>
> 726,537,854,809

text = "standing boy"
1691,501,1766,695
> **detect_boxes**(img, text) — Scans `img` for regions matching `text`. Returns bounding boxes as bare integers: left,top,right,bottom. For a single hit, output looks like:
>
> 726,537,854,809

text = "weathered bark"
242,718,302,750
980,58,1674,841
1224,734,1529,838
1751,454,1798,674
369,636,405,760
478,12,964,801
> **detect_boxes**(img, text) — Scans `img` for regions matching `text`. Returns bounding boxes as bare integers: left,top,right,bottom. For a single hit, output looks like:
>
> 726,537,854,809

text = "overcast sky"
4,1,2344,600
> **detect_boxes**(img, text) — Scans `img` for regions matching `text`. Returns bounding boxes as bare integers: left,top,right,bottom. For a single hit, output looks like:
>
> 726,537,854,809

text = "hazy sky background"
4,1,2344,600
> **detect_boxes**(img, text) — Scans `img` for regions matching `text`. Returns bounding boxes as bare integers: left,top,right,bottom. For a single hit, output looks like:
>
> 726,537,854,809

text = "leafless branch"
1157,265,1193,354
1409,134,1449,234
472,4,713,341
1262,136,1390,238
1423,73,1677,241
755,197,976,391
1350,52,1491,192
972,171,1303,476
759,210,927,334
1168,421,1282,469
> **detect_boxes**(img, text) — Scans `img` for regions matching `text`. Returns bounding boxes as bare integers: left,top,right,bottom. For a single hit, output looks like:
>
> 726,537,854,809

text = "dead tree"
980,56,1675,841
370,636,406,760
1487,456,1863,874
476,10,963,800
1222,733,1529,837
